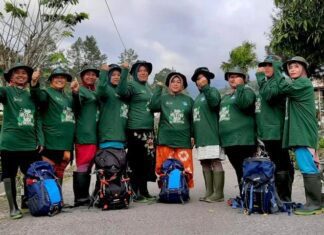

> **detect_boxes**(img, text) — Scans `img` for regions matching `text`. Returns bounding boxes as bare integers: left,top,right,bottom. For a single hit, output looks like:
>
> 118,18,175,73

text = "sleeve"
72,92,82,117
35,110,44,147
201,85,221,110
235,84,256,110
96,70,109,101
30,84,49,109
148,85,163,112
116,68,133,98
0,87,7,104
276,75,309,100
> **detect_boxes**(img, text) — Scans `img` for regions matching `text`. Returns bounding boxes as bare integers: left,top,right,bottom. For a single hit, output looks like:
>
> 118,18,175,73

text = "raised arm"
30,69,49,108
235,84,256,110
148,83,163,112
116,66,133,98
201,85,221,110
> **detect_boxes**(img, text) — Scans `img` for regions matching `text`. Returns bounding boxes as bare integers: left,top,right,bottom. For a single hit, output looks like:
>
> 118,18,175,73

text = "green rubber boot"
199,169,213,201
205,171,224,203
3,178,23,219
295,173,322,215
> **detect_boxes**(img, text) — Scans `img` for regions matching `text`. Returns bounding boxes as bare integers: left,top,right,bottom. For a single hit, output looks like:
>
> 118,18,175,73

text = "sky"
62,0,276,94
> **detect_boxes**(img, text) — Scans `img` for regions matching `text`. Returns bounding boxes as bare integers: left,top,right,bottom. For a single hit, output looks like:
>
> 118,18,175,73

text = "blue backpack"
241,157,280,215
158,159,189,203
26,161,63,216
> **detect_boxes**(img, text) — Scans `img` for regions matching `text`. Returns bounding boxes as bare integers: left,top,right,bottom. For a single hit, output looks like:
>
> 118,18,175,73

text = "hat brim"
258,62,273,67
224,72,246,81
191,70,215,82
130,62,152,76
4,66,34,83
80,69,99,78
48,73,73,82
165,72,188,89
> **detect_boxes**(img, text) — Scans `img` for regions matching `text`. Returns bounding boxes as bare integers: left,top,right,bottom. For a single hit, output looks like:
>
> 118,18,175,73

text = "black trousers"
1,150,41,179
224,145,256,192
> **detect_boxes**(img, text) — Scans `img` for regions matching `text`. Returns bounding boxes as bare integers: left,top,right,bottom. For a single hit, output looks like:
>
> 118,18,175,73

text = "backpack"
90,149,131,210
158,159,190,203
241,156,281,215
26,161,63,216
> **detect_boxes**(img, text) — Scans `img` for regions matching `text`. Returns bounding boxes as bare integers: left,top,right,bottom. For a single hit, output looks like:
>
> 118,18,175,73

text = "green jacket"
276,76,318,149
193,85,221,147
0,86,38,151
255,62,286,141
149,86,194,148
116,68,154,130
31,86,76,150
219,84,256,147
74,86,98,144
97,69,128,143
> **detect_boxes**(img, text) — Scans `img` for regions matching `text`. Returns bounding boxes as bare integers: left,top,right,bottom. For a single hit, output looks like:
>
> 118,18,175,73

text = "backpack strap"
248,184,254,215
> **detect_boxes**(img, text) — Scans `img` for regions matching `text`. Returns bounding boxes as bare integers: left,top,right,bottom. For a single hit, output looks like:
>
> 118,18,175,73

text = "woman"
275,56,320,215
73,66,99,207
255,55,294,202
116,60,156,201
149,72,194,188
219,67,256,195
191,67,224,202
31,67,78,185
1,63,41,219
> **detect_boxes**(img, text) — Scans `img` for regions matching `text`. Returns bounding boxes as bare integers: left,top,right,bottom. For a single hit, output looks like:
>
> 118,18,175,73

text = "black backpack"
90,149,131,210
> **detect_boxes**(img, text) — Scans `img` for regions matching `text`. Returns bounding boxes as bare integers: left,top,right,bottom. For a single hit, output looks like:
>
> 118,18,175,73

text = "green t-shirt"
219,84,256,147
97,70,128,143
0,86,38,151
193,85,221,147
75,86,98,144
150,86,194,148
31,86,75,150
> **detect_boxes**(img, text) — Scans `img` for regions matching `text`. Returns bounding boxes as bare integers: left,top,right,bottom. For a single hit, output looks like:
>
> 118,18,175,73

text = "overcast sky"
62,0,276,92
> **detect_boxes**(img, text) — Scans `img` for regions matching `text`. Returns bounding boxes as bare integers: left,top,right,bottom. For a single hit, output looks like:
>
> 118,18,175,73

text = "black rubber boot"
295,173,322,215
3,178,23,219
139,181,155,200
73,172,91,207
275,171,292,202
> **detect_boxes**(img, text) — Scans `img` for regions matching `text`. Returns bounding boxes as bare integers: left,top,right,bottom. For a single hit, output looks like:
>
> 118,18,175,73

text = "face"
263,63,274,78
287,62,307,79
195,74,209,90
51,75,67,90
110,70,121,86
82,71,97,86
11,68,29,86
137,65,149,82
169,76,183,94
228,74,244,89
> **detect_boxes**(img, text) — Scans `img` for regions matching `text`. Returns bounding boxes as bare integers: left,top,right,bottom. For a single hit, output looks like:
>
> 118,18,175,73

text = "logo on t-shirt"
193,107,200,122
120,104,129,118
255,97,261,113
169,109,184,124
17,108,34,126
61,107,75,123
219,106,230,121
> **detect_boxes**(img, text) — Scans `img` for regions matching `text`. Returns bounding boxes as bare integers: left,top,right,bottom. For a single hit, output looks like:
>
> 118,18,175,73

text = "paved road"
0,159,323,235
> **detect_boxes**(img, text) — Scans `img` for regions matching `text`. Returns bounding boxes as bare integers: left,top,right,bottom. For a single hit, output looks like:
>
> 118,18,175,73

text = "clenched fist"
70,78,80,93
31,68,42,87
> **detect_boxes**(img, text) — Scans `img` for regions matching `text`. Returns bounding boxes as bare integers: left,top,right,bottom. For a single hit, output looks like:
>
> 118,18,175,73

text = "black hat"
129,60,152,76
191,67,215,82
48,67,72,82
80,65,99,78
165,72,188,89
108,64,122,78
4,63,34,83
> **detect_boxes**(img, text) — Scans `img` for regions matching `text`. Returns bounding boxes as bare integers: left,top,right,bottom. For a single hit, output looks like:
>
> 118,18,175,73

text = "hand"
196,76,208,89
70,78,80,93
121,62,129,69
37,145,44,153
100,64,110,71
31,68,41,87
257,67,265,73
234,76,245,86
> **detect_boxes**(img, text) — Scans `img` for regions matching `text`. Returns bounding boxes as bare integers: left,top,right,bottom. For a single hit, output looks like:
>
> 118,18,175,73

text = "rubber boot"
295,173,322,215
205,171,225,202
275,171,292,202
199,169,213,201
73,172,91,207
137,180,151,202
3,178,23,219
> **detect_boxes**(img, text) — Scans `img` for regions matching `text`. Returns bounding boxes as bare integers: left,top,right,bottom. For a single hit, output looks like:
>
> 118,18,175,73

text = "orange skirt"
156,145,194,188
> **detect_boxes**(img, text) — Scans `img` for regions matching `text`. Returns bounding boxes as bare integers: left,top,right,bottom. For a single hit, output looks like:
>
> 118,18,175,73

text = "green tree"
0,0,88,70
220,41,258,74
269,0,324,72
118,48,138,66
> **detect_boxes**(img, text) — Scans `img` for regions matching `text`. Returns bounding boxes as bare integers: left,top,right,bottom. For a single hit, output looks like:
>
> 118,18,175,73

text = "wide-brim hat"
48,67,72,82
282,56,309,76
165,72,188,89
4,63,34,83
258,54,282,67
130,60,152,76
224,67,246,81
191,67,215,82
80,67,99,78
